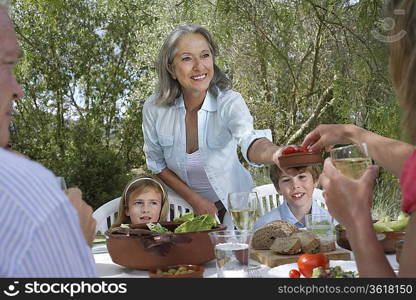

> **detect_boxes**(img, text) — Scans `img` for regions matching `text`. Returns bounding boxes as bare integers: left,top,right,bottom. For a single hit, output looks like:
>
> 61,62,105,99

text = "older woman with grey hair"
142,24,283,227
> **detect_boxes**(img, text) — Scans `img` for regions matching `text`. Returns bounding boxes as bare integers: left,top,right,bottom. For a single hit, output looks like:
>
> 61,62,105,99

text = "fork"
248,267,262,278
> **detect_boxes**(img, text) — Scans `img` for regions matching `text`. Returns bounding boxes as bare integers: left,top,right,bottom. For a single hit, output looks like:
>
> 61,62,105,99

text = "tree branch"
287,85,334,144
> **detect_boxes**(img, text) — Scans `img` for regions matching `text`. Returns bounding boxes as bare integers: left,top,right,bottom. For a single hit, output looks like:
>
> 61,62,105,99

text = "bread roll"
270,236,302,255
290,231,320,253
318,239,336,252
252,220,299,250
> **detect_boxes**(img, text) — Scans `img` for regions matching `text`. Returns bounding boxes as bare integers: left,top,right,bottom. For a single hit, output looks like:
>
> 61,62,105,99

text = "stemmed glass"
57,176,67,190
330,143,372,179
227,192,259,231
227,192,260,273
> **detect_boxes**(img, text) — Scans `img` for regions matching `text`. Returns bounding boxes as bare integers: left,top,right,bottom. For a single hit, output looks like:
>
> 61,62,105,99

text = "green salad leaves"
373,212,410,232
172,211,195,222
146,223,173,234
174,213,218,233
146,212,218,234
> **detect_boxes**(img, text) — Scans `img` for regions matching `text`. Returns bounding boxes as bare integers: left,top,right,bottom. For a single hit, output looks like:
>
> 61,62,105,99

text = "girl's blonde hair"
111,175,169,228
387,0,416,143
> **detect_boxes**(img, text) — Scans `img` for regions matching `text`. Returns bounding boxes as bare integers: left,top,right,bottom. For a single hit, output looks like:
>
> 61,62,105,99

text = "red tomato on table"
289,269,301,278
297,253,329,278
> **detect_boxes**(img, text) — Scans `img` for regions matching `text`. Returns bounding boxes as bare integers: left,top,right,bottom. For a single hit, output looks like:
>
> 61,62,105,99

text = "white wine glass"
227,192,259,231
227,191,260,273
330,143,372,179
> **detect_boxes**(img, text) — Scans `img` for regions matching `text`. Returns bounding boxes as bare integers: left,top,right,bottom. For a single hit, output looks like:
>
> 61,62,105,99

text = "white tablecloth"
93,243,399,278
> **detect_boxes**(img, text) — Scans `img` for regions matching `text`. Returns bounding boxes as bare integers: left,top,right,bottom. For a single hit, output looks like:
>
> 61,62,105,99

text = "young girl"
111,175,170,228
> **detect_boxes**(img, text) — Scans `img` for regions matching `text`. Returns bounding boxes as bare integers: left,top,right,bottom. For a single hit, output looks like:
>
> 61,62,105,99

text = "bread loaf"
290,231,320,253
252,220,299,250
318,239,336,252
270,236,302,255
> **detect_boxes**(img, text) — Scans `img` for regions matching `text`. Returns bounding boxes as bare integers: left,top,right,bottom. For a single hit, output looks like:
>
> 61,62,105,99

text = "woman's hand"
319,157,378,229
302,124,360,153
191,195,218,216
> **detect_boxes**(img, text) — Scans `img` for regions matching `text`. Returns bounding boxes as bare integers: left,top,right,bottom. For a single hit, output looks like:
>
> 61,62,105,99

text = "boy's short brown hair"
269,164,321,191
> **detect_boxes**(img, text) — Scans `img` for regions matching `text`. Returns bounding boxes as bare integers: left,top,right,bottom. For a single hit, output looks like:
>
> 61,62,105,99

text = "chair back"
167,190,193,221
312,188,327,209
252,184,327,217
252,184,282,216
93,197,121,234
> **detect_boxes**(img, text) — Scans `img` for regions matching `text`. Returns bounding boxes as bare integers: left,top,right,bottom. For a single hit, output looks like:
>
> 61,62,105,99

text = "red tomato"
289,269,301,278
297,253,329,278
282,146,296,155
298,146,308,153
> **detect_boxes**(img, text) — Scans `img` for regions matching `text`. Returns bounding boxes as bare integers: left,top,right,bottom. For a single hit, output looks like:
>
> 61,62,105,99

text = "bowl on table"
335,223,405,254
105,221,226,270
148,264,204,278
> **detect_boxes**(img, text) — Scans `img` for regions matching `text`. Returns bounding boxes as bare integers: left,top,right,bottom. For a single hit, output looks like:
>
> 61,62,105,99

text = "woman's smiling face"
125,187,163,224
170,33,214,98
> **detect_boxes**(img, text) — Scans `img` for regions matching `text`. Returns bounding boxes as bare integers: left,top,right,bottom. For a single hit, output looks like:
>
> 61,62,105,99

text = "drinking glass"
227,192,259,231
330,143,372,179
305,214,335,243
227,192,260,271
208,230,253,278
57,176,67,190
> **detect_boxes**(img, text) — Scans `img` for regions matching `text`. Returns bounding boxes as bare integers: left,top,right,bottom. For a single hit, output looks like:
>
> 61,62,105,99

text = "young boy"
254,164,333,229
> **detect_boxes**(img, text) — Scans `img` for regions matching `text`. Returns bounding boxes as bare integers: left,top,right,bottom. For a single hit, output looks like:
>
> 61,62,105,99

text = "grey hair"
155,24,231,105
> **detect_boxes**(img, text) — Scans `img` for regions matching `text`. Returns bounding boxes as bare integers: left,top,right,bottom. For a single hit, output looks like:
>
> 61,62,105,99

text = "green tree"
10,0,403,216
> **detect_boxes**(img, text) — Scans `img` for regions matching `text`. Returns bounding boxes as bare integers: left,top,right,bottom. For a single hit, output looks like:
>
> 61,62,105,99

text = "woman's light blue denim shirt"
142,89,272,209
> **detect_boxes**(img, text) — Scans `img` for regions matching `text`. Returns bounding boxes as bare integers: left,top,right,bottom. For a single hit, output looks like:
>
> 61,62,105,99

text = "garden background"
9,0,403,217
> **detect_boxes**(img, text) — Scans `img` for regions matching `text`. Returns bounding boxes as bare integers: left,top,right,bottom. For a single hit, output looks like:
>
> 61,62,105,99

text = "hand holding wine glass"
56,176,67,190
57,176,96,247
330,143,372,179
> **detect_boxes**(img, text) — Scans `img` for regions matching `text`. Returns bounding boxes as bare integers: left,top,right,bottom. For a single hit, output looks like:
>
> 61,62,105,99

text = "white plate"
268,260,357,278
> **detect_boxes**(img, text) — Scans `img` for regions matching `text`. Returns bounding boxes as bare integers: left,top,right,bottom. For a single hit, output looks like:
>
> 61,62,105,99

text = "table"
92,243,399,278
93,243,269,278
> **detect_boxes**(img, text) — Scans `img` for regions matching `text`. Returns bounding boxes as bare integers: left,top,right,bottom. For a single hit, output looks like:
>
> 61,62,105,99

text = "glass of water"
305,214,335,243
208,230,253,278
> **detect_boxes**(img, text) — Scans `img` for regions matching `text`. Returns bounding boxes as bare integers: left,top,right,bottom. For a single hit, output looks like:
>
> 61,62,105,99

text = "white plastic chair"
167,191,194,221
92,197,121,234
313,188,327,209
166,189,221,223
252,184,327,216
252,184,282,216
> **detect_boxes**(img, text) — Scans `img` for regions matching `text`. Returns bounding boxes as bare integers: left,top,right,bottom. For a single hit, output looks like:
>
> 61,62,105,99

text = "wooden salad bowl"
335,223,405,254
105,222,226,270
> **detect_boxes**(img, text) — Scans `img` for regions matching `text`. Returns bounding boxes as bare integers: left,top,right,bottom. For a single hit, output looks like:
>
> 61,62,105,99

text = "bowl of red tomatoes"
278,146,323,168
